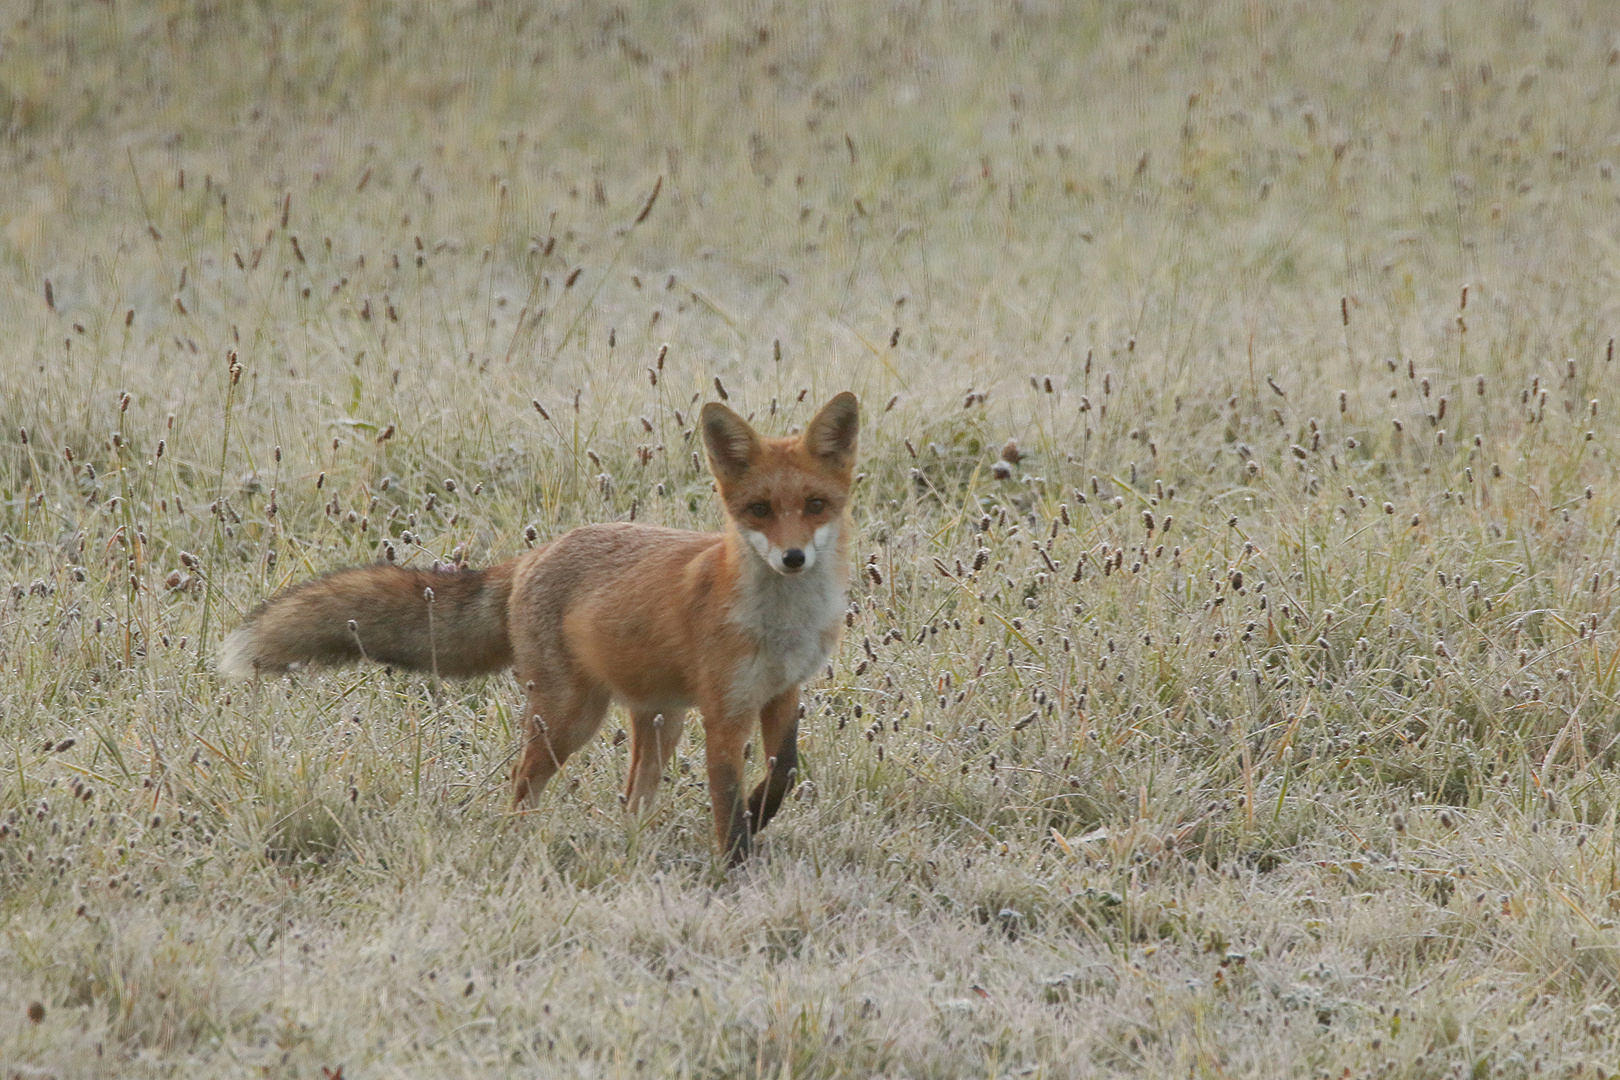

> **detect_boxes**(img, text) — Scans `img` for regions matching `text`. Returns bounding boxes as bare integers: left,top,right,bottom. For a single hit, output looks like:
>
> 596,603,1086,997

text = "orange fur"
219,392,860,864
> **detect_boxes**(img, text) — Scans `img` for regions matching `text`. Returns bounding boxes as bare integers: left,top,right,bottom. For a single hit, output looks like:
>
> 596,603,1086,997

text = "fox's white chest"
726,556,846,712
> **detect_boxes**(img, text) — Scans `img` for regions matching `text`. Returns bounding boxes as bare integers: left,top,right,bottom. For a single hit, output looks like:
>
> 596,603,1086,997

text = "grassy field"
4,1,1620,1075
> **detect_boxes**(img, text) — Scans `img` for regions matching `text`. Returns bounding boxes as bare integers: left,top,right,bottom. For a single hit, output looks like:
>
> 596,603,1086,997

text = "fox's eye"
805,497,827,514
746,501,771,518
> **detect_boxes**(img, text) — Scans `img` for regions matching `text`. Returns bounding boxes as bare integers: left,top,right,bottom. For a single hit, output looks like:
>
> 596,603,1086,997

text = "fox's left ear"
804,392,859,469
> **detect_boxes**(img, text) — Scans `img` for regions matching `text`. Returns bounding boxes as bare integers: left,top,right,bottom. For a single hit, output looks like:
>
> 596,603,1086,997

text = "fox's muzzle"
743,529,819,574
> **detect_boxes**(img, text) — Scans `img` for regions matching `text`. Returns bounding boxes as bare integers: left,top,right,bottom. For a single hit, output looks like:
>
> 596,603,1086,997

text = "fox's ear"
700,402,760,481
804,392,859,469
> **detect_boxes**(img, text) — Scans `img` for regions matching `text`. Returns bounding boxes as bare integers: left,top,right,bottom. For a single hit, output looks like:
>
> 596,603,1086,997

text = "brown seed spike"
634,176,662,224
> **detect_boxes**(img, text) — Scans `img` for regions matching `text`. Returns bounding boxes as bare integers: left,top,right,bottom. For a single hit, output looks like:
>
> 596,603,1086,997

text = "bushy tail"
218,561,516,679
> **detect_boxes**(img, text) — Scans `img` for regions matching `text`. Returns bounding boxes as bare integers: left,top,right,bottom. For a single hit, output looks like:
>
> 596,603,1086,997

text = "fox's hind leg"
511,679,610,809
625,708,686,818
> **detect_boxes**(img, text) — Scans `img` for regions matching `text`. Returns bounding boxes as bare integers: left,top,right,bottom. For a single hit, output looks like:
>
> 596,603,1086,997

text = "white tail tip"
216,626,258,679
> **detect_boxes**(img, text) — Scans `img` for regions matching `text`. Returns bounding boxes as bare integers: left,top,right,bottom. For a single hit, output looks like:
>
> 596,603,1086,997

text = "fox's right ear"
700,402,760,482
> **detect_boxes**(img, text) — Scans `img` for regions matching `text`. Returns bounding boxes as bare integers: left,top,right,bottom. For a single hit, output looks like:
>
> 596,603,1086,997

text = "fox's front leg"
700,704,754,866
747,688,799,835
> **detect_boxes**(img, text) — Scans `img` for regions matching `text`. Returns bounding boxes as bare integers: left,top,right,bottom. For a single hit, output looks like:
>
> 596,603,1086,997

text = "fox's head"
700,392,859,576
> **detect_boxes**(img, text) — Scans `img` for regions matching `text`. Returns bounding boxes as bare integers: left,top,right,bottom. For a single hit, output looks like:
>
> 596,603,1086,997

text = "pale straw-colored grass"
3,2,1620,1075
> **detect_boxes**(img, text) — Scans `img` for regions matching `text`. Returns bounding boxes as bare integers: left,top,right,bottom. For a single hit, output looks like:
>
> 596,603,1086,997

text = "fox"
218,391,860,865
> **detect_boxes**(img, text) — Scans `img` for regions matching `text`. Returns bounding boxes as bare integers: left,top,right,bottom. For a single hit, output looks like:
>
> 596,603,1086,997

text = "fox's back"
507,523,728,702
515,522,720,605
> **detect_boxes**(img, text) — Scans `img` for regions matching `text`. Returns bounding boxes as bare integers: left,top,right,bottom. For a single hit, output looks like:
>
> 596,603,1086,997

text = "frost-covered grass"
3,2,1620,1076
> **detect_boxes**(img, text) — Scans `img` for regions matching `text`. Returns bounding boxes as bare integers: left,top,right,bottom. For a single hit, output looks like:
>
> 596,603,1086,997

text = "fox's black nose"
781,548,806,570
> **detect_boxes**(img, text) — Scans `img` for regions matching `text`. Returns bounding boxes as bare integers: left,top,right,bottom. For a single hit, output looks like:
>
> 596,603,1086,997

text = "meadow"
3,1,1620,1075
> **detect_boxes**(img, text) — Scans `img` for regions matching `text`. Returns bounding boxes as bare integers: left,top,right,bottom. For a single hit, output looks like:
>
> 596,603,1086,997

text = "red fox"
219,392,859,864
